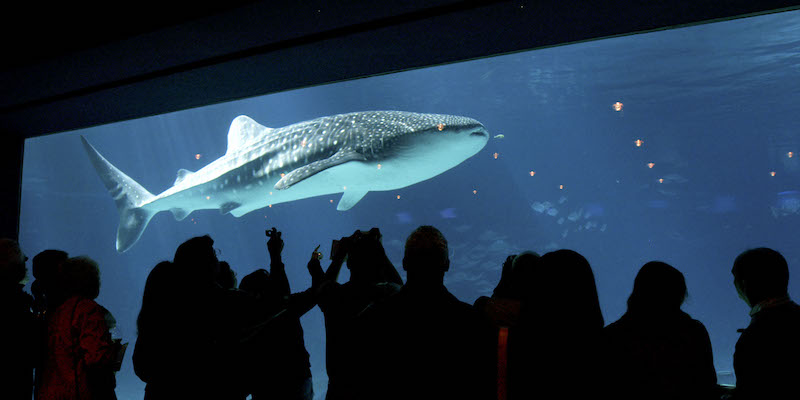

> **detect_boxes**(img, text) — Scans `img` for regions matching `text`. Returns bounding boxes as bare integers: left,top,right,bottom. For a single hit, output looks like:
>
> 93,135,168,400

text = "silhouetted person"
37,256,119,400
134,235,245,399
603,261,718,400
316,228,403,400
31,249,69,316
0,238,36,399
132,261,182,399
474,251,539,400
731,248,800,399
216,261,237,290
31,249,69,396
356,225,494,400
529,249,604,400
236,227,320,400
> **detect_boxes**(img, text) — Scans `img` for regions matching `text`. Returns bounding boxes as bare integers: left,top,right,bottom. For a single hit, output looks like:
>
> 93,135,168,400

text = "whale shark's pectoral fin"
275,149,366,190
337,190,368,211
220,202,242,215
170,208,190,221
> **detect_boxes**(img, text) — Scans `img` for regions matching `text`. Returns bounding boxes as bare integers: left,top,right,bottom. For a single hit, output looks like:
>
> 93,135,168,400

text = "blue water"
20,9,800,398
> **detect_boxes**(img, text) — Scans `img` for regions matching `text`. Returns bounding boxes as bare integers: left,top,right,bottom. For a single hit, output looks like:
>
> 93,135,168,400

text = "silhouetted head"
0,238,27,285
510,251,540,300
732,247,790,307
174,235,220,284
31,249,69,307
216,261,237,289
347,228,392,283
538,249,604,330
239,269,270,298
403,226,449,286
61,256,101,300
627,261,687,314
32,249,68,280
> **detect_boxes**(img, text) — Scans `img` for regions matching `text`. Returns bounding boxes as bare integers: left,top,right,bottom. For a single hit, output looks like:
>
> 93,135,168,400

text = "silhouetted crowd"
1,225,798,400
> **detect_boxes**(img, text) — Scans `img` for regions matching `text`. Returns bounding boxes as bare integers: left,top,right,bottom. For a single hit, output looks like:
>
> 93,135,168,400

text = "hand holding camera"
266,227,284,258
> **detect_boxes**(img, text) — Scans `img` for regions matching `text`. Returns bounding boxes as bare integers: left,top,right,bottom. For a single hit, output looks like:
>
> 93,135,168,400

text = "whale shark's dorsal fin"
174,169,195,186
275,148,366,190
226,115,273,155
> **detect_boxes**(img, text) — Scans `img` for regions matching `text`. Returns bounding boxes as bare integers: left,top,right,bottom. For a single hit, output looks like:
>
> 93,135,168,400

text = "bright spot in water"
377,164,382,169
634,139,644,147
330,199,334,203
280,173,285,178
301,139,307,147
658,178,664,183
771,171,777,177
493,152,499,159
530,171,536,177
195,154,202,160
789,152,794,158
343,186,347,191
397,195,401,200
612,102,623,112
205,196,211,200
437,123,445,131
268,204,272,208
473,190,478,195
559,185,564,190
648,162,655,169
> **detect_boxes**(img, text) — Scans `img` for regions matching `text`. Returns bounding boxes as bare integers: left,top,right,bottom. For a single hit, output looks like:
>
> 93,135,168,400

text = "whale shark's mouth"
470,129,488,137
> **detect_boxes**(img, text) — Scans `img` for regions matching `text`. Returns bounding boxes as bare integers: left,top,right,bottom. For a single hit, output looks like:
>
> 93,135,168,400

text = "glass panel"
21,9,800,397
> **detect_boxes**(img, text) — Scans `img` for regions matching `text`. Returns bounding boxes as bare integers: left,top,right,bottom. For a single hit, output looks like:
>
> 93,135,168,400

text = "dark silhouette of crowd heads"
2,230,799,400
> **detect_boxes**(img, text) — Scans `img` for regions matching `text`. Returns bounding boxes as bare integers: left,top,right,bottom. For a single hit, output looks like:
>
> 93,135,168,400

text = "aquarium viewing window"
20,9,800,399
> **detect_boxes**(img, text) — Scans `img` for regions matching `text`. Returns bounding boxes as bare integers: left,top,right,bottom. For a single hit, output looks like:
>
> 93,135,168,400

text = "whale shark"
81,111,489,252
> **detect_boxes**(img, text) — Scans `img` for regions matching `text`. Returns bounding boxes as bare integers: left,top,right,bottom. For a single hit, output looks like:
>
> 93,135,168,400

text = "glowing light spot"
195,154,202,160
770,171,777,177
269,192,272,195
658,178,664,183
473,190,478,195
397,195,401,200
647,162,655,169
634,139,644,147
280,173,285,178
330,199,334,203
268,204,272,208
789,152,794,158
612,102,624,112
343,186,347,191
437,123,445,131
377,164,382,169
493,152,499,159
301,139,307,147
206,196,211,200
529,171,536,177
559,185,564,190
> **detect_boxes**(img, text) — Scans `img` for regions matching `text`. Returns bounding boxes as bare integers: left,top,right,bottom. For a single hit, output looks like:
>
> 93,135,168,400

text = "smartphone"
330,239,340,260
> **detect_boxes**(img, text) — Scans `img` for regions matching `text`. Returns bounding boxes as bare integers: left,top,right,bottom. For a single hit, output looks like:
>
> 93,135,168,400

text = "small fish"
494,134,505,139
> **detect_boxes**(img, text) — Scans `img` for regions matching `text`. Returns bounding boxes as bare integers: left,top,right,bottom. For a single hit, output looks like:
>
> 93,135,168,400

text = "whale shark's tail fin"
80,136,156,252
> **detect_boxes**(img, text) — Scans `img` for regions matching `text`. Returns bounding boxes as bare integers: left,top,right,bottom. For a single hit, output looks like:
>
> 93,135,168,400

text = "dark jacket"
243,261,316,398
733,299,800,400
0,283,36,400
317,279,401,399
356,284,494,400
603,310,718,400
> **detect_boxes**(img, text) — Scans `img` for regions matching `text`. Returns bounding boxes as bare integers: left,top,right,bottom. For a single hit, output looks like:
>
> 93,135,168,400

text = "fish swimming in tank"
81,111,490,252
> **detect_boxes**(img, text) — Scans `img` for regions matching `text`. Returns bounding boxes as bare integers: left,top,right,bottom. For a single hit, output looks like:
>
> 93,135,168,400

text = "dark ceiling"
2,0,799,140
